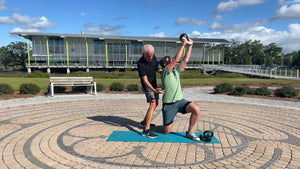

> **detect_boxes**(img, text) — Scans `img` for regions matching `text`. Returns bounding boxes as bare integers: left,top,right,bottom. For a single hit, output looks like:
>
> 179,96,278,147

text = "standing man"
159,36,201,141
137,44,164,138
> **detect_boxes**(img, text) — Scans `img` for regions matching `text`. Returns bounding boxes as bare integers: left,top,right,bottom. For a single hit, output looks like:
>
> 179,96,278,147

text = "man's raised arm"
180,38,193,71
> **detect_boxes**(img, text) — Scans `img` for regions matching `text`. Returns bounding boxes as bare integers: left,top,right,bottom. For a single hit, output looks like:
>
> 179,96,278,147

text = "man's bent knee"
187,103,200,115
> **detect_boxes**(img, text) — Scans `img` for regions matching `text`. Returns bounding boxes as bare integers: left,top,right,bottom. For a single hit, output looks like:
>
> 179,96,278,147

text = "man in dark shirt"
137,44,164,138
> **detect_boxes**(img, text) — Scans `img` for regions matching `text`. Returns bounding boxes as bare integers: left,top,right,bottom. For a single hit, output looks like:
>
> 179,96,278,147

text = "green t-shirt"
161,64,183,103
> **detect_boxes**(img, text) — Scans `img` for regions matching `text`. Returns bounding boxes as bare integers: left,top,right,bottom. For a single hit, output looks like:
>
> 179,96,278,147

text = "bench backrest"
50,77,94,86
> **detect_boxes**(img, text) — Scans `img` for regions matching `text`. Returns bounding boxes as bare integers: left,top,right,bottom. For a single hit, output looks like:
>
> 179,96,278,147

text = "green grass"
0,76,298,91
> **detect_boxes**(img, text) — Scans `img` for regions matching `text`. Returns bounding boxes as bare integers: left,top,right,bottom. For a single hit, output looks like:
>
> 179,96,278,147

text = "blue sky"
0,0,300,53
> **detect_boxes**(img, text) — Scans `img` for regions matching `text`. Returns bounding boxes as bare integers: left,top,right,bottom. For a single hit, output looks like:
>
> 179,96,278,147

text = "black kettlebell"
179,33,192,44
179,33,189,40
199,130,214,142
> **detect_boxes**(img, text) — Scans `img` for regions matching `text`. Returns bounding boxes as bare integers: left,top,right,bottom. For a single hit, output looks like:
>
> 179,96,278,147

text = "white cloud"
217,0,239,12
149,32,166,37
279,0,300,5
193,22,300,52
211,14,266,33
80,12,86,17
0,13,57,32
272,4,300,20
112,17,127,21
288,23,300,37
175,17,205,26
0,0,7,11
85,24,125,35
216,0,265,12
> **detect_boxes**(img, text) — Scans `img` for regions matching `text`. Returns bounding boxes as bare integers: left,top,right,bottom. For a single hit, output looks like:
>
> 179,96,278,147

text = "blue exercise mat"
107,131,220,143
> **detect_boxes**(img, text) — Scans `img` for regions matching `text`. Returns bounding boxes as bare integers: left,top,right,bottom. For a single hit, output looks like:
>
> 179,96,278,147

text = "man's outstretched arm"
167,38,187,73
180,38,193,71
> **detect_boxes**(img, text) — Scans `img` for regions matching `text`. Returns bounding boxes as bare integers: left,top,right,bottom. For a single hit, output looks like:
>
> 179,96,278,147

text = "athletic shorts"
162,99,191,126
144,87,159,102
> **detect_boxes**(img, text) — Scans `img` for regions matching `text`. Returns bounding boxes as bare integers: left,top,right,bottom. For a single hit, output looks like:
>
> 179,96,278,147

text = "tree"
7,41,28,70
224,39,242,64
249,40,264,65
224,39,265,65
263,43,282,67
282,53,292,67
291,50,300,67
0,46,13,70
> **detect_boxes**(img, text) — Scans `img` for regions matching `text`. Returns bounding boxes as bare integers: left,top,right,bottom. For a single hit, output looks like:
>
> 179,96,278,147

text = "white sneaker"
186,132,200,141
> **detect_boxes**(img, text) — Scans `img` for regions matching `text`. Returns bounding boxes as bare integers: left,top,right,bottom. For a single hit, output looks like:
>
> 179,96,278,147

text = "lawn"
1,76,298,91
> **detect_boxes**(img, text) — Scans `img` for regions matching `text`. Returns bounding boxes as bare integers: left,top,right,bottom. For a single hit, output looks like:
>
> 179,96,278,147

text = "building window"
131,41,142,55
94,40,105,54
49,37,64,54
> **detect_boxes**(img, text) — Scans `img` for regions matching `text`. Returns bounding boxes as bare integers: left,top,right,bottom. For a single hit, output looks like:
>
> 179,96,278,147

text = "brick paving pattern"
0,98,299,168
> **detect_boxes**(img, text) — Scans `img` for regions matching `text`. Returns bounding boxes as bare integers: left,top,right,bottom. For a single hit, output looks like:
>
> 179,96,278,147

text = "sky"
0,0,300,53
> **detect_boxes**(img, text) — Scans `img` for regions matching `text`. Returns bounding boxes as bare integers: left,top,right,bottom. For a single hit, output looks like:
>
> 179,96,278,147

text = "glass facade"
28,35,226,69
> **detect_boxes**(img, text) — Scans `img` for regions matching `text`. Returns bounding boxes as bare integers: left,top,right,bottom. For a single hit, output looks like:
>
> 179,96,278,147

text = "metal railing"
201,65,300,80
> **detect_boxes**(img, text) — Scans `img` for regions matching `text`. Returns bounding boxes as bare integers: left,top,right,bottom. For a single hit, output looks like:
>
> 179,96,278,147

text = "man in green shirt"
159,36,201,141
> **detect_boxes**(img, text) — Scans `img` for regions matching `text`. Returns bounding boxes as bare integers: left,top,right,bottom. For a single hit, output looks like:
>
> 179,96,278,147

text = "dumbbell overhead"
179,33,192,44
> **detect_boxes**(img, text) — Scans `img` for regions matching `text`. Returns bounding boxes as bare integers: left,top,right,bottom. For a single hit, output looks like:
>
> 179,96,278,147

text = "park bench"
50,77,97,97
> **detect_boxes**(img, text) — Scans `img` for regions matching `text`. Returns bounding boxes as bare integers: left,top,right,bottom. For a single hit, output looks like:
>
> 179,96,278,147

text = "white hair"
143,44,154,53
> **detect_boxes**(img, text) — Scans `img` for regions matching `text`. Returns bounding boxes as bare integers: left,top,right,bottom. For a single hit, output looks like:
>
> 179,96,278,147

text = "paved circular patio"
0,98,299,168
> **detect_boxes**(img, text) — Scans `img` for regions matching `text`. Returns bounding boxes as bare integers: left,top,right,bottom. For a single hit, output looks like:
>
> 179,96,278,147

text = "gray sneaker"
186,132,200,141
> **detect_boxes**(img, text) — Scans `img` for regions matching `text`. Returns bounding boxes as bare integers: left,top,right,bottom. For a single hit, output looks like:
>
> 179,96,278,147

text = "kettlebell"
199,130,214,142
179,33,192,44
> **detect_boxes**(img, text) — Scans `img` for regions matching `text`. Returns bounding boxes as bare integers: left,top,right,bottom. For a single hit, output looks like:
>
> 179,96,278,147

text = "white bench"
50,77,97,97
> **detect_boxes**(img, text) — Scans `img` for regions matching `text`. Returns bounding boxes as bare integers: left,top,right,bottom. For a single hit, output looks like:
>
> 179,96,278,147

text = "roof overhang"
10,32,230,44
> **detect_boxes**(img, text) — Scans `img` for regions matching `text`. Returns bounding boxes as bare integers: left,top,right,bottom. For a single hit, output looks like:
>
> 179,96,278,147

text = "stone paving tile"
0,98,299,168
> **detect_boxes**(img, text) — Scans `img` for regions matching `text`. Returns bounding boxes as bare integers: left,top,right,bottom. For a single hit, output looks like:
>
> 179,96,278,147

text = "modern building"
11,32,230,74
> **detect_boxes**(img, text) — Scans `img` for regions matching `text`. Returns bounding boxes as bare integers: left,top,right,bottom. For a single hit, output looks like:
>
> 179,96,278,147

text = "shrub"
274,87,298,98
25,71,50,78
254,87,271,96
96,83,105,92
127,84,139,91
110,82,124,91
214,83,233,93
54,86,67,93
19,83,40,94
72,86,89,92
232,86,247,96
244,86,254,94
47,85,66,93
0,83,14,94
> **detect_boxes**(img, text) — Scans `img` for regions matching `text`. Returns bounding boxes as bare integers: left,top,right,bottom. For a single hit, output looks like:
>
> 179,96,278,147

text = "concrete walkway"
0,89,299,168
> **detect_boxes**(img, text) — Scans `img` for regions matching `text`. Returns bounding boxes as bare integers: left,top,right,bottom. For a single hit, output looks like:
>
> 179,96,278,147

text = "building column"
105,40,108,67
218,49,221,65
66,38,69,67
26,38,31,67
125,42,128,67
46,36,50,66
67,68,70,74
27,68,31,74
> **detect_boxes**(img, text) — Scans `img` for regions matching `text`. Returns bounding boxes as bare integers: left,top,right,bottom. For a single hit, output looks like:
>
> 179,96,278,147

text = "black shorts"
162,99,191,126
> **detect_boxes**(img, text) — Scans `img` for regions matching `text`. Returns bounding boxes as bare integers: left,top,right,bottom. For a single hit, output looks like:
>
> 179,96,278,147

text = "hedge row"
2,82,298,98
0,83,141,95
214,83,299,98
0,83,40,95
